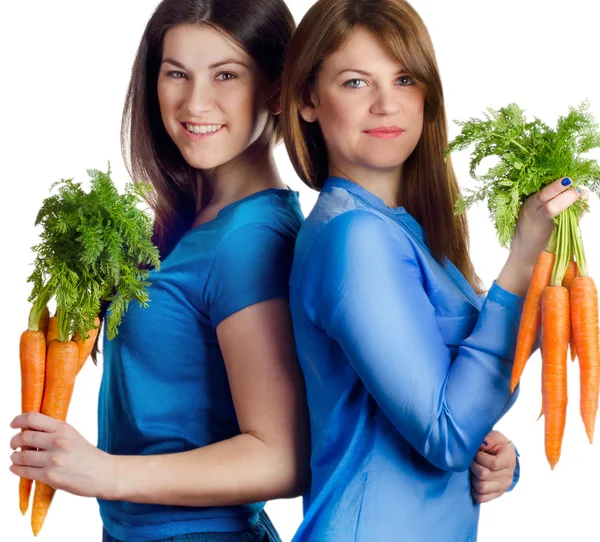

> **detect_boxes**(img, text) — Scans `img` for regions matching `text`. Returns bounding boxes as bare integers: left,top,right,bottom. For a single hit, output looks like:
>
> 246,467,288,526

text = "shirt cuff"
507,444,521,492
488,281,525,315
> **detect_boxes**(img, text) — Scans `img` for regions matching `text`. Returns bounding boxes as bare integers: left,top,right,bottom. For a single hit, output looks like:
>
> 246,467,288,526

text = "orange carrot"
562,260,579,362
510,251,555,392
37,306,50,337
46,316,58,344
570,275,600,444
537,349,544,421
18,328,47,515
72,316,100,374
541,286,569,470
30,339,79,536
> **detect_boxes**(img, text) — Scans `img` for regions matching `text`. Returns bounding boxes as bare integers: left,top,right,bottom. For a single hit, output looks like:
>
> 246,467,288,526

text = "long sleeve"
508,447,521,492
304,210,524,472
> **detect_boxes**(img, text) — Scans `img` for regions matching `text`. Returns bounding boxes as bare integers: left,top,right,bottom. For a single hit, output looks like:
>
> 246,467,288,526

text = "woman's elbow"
271,443,311,498
420,438,475,473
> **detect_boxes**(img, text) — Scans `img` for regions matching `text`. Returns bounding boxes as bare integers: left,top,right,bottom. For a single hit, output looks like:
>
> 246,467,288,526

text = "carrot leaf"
445,101,600,248
27,165,161,341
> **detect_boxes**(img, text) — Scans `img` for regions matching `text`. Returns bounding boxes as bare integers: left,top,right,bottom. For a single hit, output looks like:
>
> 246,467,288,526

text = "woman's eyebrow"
335,67,410,77
208,58,250,69
160,57,249,70
161,57,188,70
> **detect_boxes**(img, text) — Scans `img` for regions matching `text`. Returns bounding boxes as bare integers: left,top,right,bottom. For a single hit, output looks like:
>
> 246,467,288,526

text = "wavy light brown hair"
281,0,482,293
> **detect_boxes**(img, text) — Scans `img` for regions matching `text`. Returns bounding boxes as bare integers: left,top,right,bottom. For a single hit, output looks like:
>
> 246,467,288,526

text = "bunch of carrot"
17,166,160,536
19,303,100,535
445,102,600,470
510,207,599,469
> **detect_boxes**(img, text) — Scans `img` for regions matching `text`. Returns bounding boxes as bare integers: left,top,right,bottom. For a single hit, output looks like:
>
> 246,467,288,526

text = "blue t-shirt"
289,177,524,542
97,188,303,542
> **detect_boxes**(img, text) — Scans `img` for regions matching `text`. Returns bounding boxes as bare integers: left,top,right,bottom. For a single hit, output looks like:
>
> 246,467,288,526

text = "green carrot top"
445,101,600,248
27,166,161,342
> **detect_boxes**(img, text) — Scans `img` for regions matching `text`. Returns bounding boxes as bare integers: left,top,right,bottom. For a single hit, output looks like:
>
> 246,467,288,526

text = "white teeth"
185,123,222,134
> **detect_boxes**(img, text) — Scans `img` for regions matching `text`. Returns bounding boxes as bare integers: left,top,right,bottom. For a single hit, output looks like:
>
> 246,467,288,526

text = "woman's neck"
329,163,403,209
195,140,285,218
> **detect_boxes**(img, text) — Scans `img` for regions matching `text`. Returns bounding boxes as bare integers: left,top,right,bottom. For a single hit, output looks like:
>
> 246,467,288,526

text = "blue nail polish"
483,440,488,446
562,177,572,186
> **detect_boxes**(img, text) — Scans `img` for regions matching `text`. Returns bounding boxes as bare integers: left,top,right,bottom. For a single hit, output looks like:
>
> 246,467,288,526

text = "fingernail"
561,177,572,186
576,187,581,193
483,440,488,446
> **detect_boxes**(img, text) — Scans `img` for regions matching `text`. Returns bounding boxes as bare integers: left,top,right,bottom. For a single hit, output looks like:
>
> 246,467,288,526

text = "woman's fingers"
11,448,47,468
10,429,52,451
10,412,60,433
473,446,516,472
533,177,576,209
539,186,580,219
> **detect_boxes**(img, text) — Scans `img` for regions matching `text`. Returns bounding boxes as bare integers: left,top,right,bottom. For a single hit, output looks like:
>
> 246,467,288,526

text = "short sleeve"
206,224,295,328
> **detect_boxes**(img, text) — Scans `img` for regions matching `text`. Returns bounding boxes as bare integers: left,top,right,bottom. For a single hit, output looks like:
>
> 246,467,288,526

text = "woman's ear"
299,87,319,123
267,94,281,116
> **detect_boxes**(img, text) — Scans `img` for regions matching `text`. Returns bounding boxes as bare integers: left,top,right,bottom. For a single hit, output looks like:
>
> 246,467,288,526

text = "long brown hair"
281,0,482,293
123,0,296,260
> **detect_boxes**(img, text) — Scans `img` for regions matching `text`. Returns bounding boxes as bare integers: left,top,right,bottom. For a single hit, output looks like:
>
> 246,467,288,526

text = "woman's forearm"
104,432,307,506
496,255,535,298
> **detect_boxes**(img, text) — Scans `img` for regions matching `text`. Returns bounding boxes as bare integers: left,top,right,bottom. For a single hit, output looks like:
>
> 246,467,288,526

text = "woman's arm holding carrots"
10,298,310,505
299,178,579,473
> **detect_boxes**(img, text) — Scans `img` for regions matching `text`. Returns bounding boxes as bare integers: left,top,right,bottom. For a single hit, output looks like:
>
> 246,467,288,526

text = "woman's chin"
180,152,228,171
358,159,405,173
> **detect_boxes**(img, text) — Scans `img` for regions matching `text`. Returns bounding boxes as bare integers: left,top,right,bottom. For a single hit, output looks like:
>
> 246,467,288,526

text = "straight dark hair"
123,0,295,260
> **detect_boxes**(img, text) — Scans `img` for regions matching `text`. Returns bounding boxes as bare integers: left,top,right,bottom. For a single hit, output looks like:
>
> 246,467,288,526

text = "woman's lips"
181,122,226,140
363,126,405,140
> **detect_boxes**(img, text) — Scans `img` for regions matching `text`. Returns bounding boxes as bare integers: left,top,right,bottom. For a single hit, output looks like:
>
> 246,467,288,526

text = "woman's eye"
343,78,367,89
397,74,415,86
167,70,187,80
216,72,237,81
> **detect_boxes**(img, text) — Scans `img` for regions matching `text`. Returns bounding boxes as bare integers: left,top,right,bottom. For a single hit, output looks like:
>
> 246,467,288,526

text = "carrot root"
19,329,46,515
19,478,33,515
46,316,58,344
38,306,50,336
73,316,100,374
562,260,579,363
29,339,79,534
511,251,555,392
542,286,569,470
31,481,56,536
571,276,600,444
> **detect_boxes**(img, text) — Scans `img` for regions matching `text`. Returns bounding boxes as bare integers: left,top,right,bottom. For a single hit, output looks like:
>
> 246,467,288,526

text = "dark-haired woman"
280,0,583,540
9,1,308,541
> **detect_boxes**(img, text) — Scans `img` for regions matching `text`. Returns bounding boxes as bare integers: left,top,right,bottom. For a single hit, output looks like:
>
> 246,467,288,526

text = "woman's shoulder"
291,201,417,290
299,188,411,253
219,188,303,238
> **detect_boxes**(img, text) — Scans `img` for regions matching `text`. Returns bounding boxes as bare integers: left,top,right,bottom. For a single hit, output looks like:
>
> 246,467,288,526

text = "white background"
1,1,599,541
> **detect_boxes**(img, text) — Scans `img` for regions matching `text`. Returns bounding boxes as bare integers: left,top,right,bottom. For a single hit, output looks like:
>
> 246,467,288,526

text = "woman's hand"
9,412,115,499
496,177,585,297
469,430,517,504
510,177,583,268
